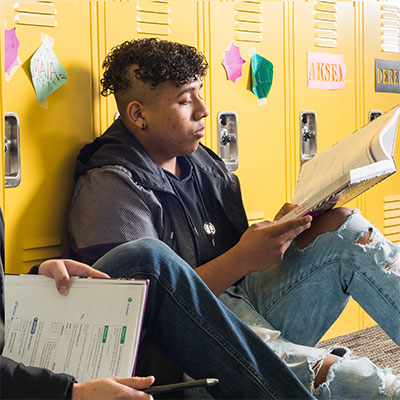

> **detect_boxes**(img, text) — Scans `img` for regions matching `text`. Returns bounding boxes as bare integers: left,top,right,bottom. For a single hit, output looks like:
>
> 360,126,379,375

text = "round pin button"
203,222,216,236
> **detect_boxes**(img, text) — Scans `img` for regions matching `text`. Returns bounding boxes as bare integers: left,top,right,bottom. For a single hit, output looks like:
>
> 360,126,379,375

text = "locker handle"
300,111,317,164
217,111,238,171
5,112,21,188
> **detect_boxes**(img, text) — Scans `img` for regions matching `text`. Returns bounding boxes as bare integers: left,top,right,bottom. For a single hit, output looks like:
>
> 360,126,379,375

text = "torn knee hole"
313,354,340,388
353,228,400,273
355,227,373,245
384,255,400,273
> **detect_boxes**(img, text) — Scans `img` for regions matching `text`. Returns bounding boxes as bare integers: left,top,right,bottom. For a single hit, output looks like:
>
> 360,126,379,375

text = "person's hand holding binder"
39,259,110,295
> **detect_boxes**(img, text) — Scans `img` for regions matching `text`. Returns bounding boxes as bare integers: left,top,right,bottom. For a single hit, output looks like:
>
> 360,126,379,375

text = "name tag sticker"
375,59,400,93
307,52,346,90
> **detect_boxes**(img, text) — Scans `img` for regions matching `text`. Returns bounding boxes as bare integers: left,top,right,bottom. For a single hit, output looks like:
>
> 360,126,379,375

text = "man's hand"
39,259,110,295
274,203,298,221
195,213,312,296
236,215,312,274
72,376,155,400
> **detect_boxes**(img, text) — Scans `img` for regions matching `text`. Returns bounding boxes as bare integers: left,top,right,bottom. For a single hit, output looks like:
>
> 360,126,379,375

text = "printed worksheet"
4,275,148,382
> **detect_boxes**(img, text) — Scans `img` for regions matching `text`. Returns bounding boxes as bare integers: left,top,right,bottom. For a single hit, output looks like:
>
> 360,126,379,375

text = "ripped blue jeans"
220,210,400,399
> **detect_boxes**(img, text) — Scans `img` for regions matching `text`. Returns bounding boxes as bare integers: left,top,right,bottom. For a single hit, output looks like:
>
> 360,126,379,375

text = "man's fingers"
274,203,298,221
114,376,155,390
43,260,72,296
272,215,312,237
65,260,111,279
39,260,110,296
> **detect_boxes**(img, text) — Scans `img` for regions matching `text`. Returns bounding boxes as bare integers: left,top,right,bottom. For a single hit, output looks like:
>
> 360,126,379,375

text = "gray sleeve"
68,166,163,264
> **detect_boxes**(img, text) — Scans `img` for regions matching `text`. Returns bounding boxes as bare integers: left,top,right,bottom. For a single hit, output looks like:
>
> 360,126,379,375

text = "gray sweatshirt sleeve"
68,166,163,265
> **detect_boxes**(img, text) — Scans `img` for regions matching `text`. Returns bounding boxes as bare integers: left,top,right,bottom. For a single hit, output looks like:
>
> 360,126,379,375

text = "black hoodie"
72,119,249,267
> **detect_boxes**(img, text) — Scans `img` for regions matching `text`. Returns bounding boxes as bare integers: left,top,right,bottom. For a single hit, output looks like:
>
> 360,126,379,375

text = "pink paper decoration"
222,42,245,83
5,28,20,74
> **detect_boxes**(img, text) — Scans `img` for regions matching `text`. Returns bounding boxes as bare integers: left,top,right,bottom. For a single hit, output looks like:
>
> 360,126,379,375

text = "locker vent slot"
380,3,400,53
23,236,62,262
234,1,263,43
313,0,337,48
14,1,57,27
136,0,171,37
384,195,400,243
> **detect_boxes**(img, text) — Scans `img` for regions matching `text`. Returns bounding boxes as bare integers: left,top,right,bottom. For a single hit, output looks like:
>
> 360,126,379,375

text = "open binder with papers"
280,105,400,222
3,275,148,382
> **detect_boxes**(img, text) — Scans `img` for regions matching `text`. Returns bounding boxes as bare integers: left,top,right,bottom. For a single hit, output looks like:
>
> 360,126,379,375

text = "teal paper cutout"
30,39,67,104
251,54,273,100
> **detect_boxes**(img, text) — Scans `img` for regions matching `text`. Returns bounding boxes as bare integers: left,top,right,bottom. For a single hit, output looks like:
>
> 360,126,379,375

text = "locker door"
360,0,400,328
99,0,201,131
292,0,357,167
208,0,287,223
363,0,400,236
2,0,94,273
0,6,5,211
292,0,361,339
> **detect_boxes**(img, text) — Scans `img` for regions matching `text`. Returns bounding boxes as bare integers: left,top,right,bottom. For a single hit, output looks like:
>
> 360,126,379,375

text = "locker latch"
218,111,238,171
369,110,382,122
5,112,21,188
300,111,317,164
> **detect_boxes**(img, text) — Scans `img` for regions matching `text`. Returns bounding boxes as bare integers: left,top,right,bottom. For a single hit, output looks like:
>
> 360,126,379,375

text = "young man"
68,38,400,397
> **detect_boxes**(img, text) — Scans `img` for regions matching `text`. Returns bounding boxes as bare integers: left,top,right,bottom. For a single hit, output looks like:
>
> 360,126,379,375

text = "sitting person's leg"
233,208,400,346
95,239,399,400
92,238,313,400
251,324,400,400
93,238,400,399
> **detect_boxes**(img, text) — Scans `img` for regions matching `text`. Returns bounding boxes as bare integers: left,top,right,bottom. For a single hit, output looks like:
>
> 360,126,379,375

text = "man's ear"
126,100,145,129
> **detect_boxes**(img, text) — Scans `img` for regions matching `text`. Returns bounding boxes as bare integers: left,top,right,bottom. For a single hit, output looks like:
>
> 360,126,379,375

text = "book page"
370,106,400,160
4,275,148,382
292,105,400,205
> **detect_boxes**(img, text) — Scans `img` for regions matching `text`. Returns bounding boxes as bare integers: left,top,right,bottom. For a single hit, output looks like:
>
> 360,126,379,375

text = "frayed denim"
93,238,313,399
92,210,400,399
220,209,400,399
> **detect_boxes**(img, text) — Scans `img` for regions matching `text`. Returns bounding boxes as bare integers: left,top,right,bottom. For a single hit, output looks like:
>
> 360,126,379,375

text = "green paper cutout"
30,39,67,104
251,54,273,100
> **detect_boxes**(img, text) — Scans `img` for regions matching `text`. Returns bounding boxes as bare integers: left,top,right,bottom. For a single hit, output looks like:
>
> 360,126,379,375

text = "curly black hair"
100,38,208,97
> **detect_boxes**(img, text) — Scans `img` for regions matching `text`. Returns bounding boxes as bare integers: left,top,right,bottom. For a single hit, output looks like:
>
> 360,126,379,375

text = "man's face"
141,78,209,167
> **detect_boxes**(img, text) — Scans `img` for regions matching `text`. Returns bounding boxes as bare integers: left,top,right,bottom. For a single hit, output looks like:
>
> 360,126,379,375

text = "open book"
3,275,148,382
280,105,400,222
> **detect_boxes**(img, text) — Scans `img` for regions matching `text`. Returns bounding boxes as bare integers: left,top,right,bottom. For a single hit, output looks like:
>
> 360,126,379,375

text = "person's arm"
1,355,155,400
195,214,312,296
69,167,311,296
1,355,76,399
68,166,161,264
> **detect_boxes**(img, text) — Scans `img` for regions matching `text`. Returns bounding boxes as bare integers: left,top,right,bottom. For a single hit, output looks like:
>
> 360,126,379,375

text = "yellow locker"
363,0,400,234
290,0,361,339
360,0,400,329
0,8,5,211
292,0,357,170
207,0,288,223
205,0,367,339
2,0,95,273
1,0,398,341
98,0,201,133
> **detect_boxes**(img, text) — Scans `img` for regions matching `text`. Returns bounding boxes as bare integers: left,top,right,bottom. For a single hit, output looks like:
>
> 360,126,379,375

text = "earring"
141,122,146,130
